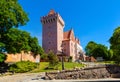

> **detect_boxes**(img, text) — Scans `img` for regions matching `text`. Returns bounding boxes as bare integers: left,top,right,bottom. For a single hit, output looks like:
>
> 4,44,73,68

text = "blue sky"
18,0,120,49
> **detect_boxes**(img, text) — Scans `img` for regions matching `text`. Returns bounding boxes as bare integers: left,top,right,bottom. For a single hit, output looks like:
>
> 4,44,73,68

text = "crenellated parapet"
41,10,64,27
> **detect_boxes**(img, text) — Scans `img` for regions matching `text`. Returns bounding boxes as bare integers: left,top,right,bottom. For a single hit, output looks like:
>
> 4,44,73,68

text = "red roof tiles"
63,29,80,44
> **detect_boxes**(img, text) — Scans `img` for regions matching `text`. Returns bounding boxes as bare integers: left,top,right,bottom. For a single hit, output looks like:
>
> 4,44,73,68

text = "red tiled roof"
63,29,80,44
63,30,71,40
63,29,75,41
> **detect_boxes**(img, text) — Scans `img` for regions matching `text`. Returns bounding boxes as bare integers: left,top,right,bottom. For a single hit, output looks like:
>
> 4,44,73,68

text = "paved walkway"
0,73,120,82
0,73,45,82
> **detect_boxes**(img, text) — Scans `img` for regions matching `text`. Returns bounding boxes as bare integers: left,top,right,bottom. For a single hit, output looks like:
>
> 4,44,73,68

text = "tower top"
41,9,65,26
48,9,56,15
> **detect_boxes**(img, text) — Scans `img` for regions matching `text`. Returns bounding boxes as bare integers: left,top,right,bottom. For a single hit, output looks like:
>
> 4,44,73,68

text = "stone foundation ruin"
45,65,120,80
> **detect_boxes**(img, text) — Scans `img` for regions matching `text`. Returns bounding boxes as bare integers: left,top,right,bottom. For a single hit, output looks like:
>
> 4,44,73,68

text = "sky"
18,0,120,50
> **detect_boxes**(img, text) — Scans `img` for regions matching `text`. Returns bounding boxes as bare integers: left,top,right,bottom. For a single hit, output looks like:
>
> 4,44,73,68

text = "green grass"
30,62,85,73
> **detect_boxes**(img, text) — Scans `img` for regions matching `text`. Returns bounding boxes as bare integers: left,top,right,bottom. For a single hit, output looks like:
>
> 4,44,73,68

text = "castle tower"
41,10,65,54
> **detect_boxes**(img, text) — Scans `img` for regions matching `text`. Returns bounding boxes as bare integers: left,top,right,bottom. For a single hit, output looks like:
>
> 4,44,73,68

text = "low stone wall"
45,65,120,80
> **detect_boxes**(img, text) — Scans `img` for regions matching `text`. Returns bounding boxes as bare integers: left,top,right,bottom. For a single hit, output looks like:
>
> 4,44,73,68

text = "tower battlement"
41,10,64,27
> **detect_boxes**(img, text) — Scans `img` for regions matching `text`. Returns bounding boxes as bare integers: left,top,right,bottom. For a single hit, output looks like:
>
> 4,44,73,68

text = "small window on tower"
43,21,45,24
53,18,55,21
51,19,53,22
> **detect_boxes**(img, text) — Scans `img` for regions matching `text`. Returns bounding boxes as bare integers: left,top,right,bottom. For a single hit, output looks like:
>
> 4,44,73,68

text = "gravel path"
0,73,45,82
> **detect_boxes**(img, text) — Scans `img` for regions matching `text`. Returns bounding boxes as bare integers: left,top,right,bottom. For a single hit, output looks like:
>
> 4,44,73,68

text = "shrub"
40,53,48,62
48,52,59,66
9,61,37,73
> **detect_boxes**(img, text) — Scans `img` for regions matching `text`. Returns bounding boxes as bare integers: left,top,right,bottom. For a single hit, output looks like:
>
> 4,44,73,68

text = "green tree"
0,42,6,63
91,44,109,60
85,41,97,56
0,53,6,63
85,41,112,60
40,53,48,61
48,51,59,68
29,37,44,56
109,27,120,63
0,0,29,63
108,49,113,60
3,28,31,54
0,42,5,52
2,28,43,61
0,0,29,33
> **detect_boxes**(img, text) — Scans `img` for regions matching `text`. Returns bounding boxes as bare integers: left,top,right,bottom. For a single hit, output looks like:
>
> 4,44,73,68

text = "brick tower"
41,10,65,54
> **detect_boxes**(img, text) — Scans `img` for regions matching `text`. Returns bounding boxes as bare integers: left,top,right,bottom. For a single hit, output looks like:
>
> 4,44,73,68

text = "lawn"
31,62,85,73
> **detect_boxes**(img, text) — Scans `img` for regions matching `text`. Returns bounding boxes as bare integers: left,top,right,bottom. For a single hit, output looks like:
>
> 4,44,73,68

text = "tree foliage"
2,28,43,57
29,37,44,56
0,42,6,63
3,28,31,53
48,51,59,67
0,0,29,33
85,41,112,60
91,44,109,60
0,53,6,63
0,0,29,63
109,27,120,63
40,53,48,61
85,41,97,56
0,42,5,52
